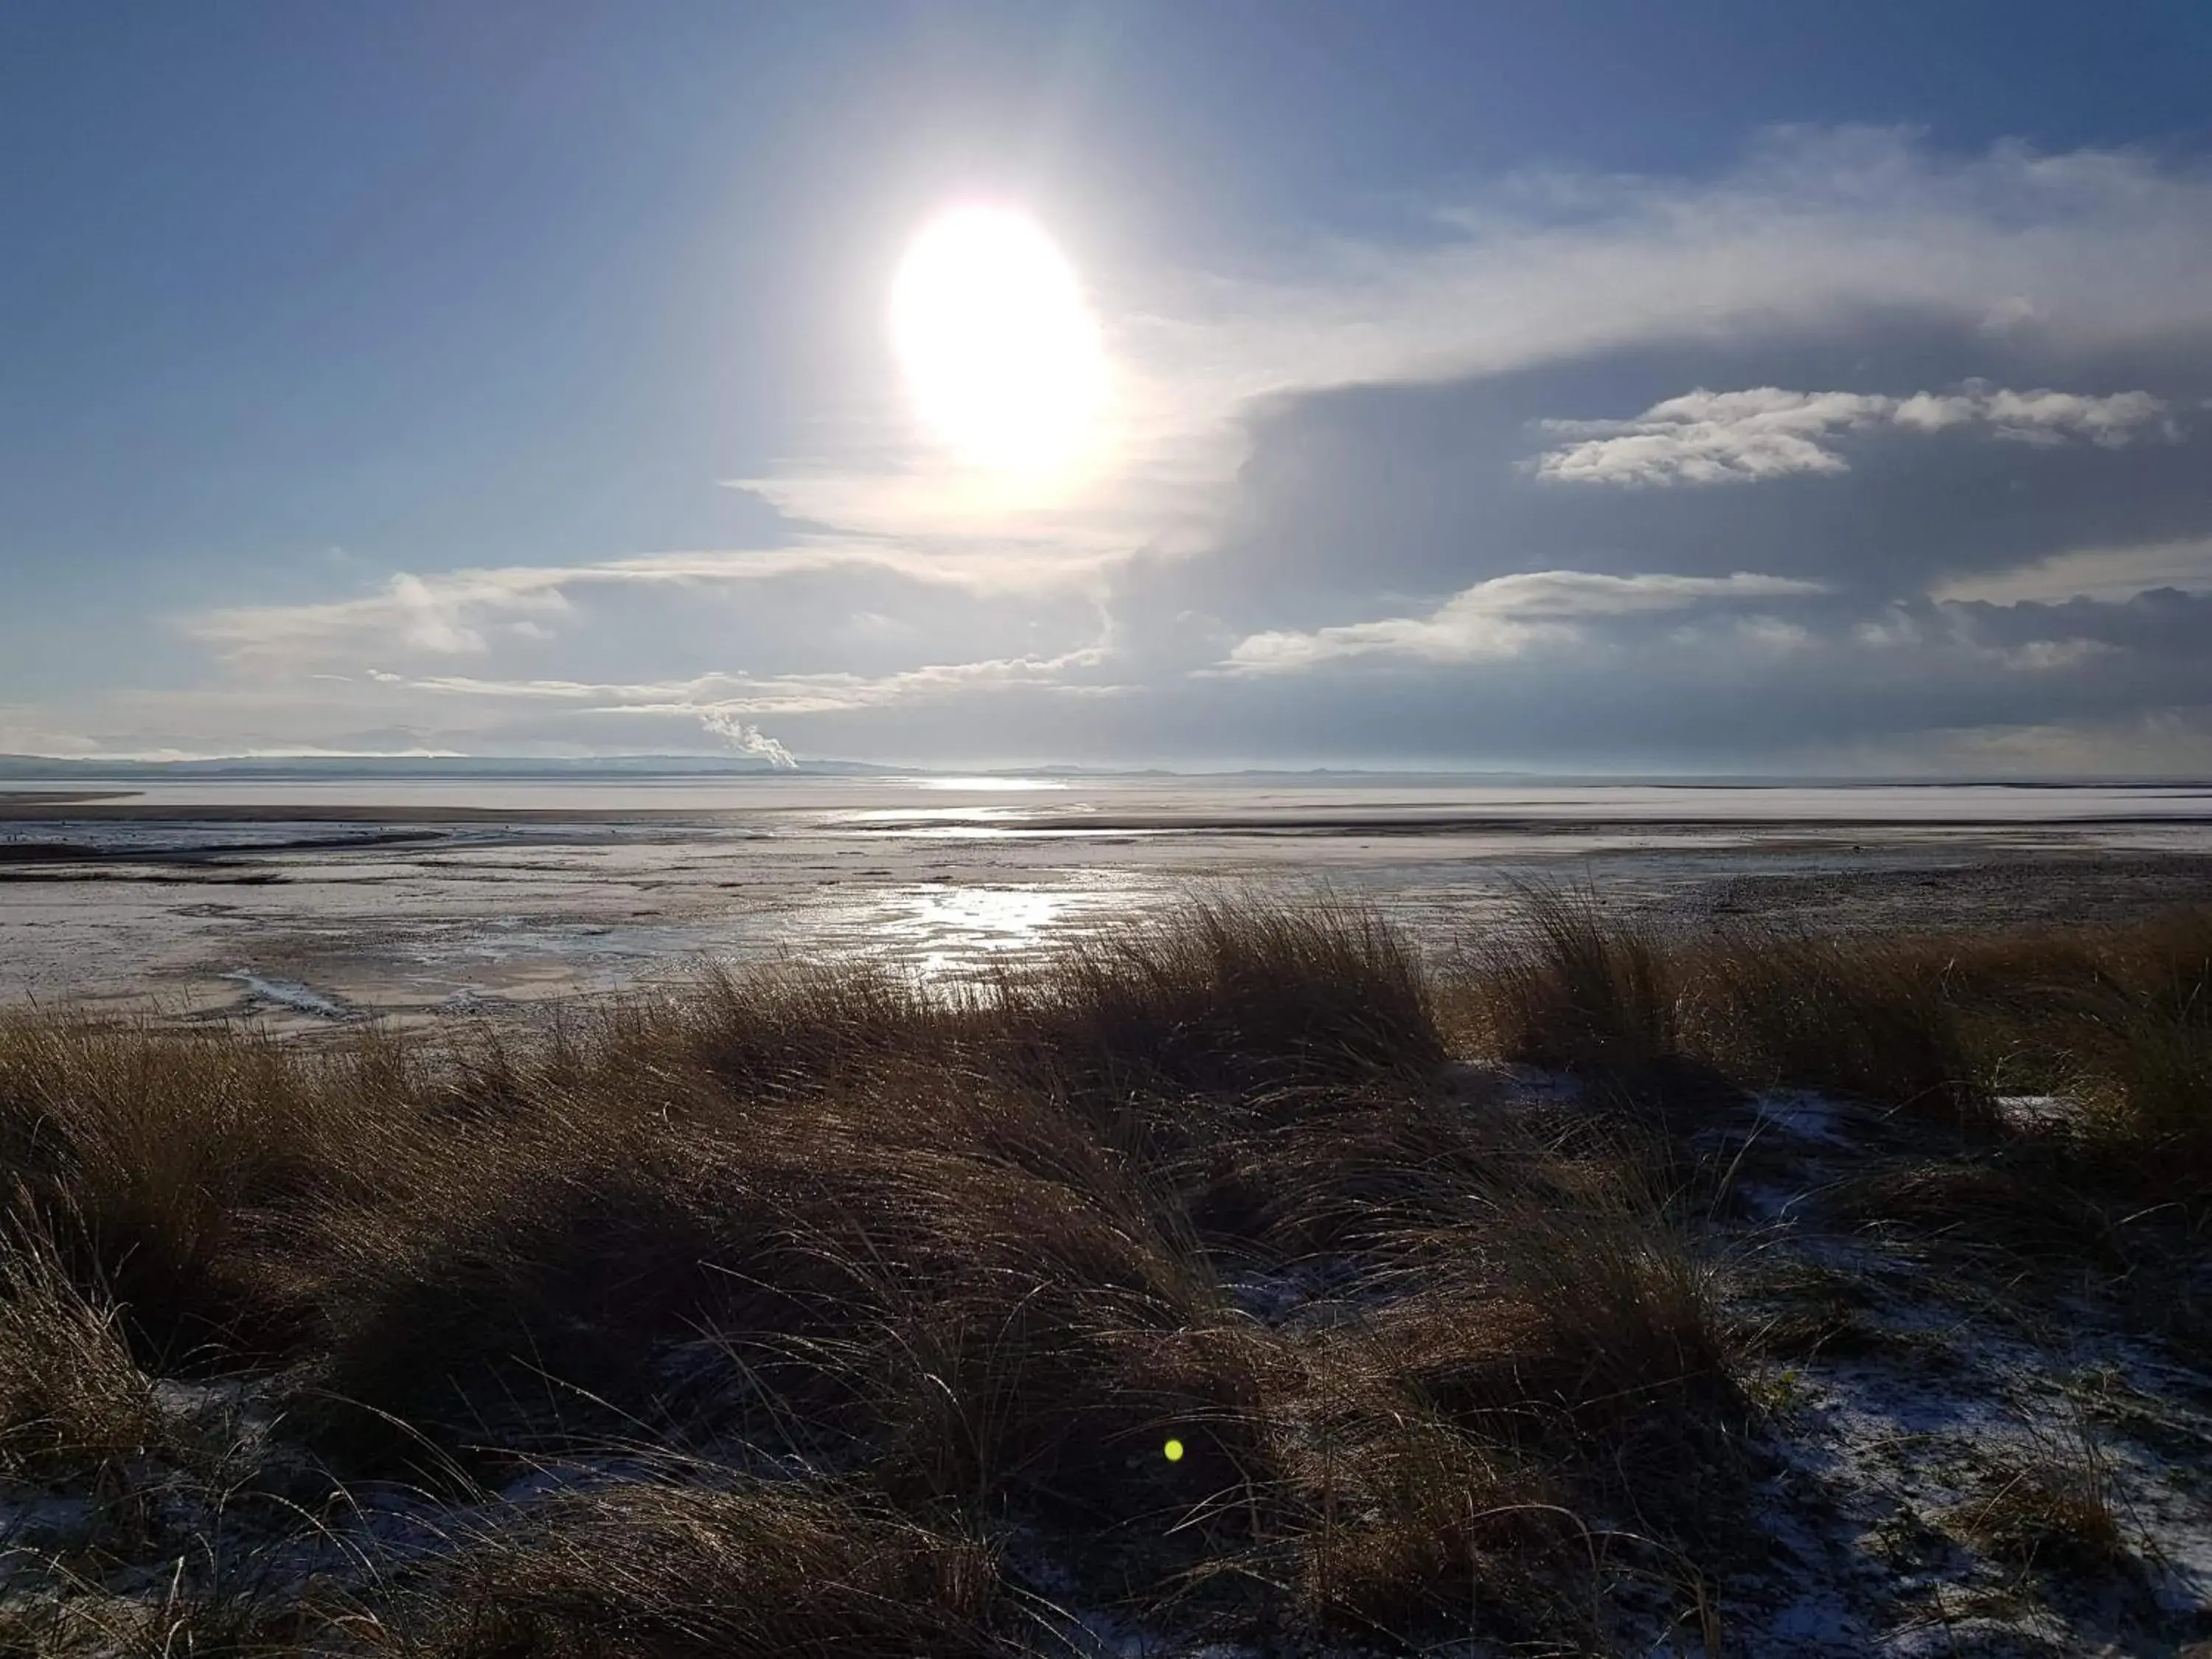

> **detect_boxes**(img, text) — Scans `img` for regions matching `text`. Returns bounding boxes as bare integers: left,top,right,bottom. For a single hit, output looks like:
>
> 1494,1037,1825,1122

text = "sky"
6,0,2212,774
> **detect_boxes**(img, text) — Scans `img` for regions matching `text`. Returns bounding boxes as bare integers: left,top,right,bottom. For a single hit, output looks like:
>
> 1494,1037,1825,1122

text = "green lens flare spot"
1163,1438,1186,1463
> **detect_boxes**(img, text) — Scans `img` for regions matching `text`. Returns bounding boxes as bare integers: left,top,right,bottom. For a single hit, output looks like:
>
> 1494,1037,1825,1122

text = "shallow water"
4,776,2210,1024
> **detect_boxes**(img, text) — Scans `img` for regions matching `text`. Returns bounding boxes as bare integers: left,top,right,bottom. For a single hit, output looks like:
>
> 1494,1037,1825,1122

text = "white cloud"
1532,382,2171,486
181,541,1102,670
1735,616,1814,652
5,644,1123,762
190,571,572,667
1930,535,2212,604
375,645,1118,719
388,574,492,654
1222,571,1824,672
1109,130,2212,519
1853,608,1927,650
1893,386,2169,446
2003,638,2115,672
0,705,102,758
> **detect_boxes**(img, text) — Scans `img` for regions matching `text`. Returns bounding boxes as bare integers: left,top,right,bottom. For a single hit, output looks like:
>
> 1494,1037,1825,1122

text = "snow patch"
1995,1093,2075,1130
1750,1088,1853,1147
221,970,350,1019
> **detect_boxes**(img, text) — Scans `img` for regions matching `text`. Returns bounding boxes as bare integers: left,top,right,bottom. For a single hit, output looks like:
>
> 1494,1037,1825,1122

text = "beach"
5,776,2211,1026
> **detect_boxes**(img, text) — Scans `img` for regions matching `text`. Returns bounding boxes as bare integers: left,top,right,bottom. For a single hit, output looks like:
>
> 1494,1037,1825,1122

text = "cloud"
1807,707,2212,777
386,574,490,653
375,644,1119,719
1222,571,1824,672
38,128,2212,771
1893,386,2171,446
1930,535,2212,605
0,703,102,758
1533,389,1886,484
1104,129,2212,518
2001,637,2115,672
190,571,567,668
181,542,1104,670
180,130,2212,664
1531,383,2171,486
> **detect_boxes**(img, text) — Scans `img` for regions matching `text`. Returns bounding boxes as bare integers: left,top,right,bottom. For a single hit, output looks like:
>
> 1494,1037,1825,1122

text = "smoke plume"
698,709,796,768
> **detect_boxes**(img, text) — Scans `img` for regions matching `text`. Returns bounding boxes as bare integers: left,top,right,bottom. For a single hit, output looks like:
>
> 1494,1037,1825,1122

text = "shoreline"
9,799,2212,832
4,783,2208,1029
2,844,2208,1033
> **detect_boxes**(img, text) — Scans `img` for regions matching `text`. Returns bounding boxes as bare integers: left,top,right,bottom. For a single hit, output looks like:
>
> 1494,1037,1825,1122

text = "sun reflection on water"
900,776,1070,792
866,883,1118,978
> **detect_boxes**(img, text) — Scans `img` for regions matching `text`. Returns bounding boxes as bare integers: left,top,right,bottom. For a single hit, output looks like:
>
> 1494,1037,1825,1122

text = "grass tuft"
0,1219,173,1482
1474,889,1677,1079
1686,933,1997,1133
1000,896,1445,1096
1953,1435,2133,1580
419,1478,1018,1659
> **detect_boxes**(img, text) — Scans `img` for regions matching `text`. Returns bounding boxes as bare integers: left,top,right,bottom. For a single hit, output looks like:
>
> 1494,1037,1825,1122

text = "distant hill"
0,754,902,781
5,756,2186,788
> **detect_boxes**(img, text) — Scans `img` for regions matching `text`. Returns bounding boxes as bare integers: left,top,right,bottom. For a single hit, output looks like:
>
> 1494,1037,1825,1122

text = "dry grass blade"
1952,1430,2135,1580
1685,932,1997,1132
0,1217,171,1482
419,1477,1020,1659
996,895,1445,1096
1472,888,1677,1077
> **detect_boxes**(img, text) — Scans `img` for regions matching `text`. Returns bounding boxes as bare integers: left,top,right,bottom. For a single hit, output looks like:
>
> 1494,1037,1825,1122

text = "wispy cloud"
1222,571,1825,672
186,572,576,666
372,646,1119,718
1531,383,2172,487
182,543,1107,669
1930,535,2212,605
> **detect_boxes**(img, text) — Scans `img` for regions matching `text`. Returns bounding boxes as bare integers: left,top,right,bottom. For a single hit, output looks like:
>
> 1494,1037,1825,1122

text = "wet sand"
1681,851,2212,935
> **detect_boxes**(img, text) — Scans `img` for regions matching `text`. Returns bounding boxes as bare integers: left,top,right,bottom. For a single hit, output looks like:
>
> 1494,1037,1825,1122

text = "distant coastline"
6,752,2211,789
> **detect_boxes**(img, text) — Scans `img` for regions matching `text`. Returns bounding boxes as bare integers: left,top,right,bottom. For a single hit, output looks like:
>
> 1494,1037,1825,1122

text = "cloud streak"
371,645,1119,719
1531,383,2172,487
1222,571,1826,672
1930,535,2212,605
184,543,1111,669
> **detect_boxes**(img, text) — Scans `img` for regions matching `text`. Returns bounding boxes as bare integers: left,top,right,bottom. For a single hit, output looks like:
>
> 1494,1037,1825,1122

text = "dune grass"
1684,933,1997,1133
1952,1430,2135,1582
1469,890,2212,1174
420,1477,1020,1659
0,892,2205,1652
0,1222,173,1484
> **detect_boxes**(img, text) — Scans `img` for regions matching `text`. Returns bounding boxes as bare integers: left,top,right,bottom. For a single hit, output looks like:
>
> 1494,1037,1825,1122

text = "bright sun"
891,206,1107,479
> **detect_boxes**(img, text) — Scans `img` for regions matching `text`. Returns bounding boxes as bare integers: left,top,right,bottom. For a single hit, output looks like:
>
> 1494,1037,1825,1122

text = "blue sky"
6,1,2212,770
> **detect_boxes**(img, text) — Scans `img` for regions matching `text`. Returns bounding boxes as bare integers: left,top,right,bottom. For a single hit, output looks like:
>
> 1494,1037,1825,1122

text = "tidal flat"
5,776,2212,1029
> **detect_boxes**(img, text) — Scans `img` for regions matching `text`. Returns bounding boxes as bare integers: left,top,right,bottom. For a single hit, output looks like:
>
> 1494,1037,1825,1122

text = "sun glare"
891,206,1107,479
